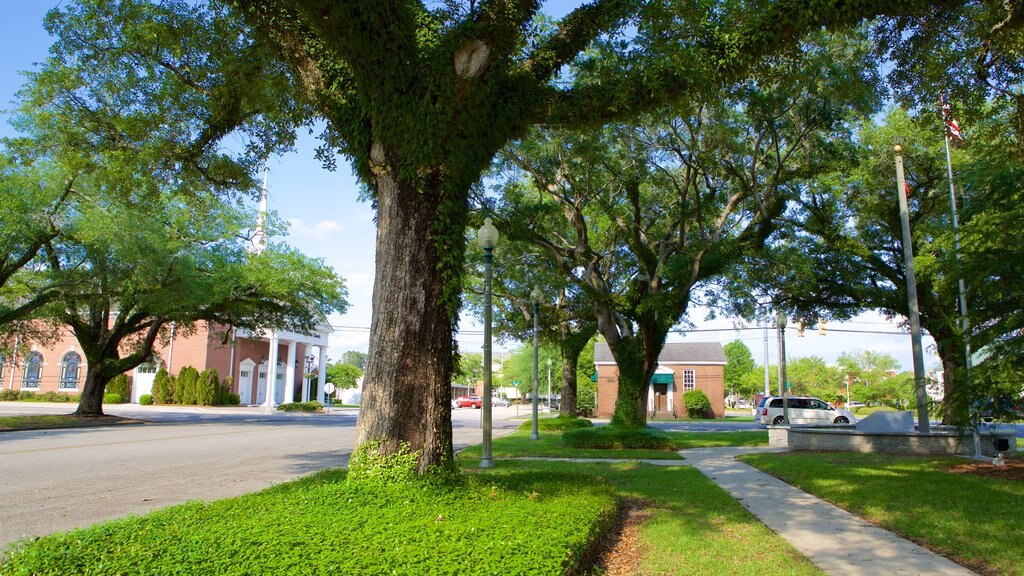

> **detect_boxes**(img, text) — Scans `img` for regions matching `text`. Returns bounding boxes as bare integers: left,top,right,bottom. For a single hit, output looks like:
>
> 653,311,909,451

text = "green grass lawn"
667,430,768,449
0,414,137,431
459,429,685,460
741,451,1024,576
2,457,825,576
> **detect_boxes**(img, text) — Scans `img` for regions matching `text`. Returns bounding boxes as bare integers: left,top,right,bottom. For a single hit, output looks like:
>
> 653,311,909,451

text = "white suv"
757,396,856,426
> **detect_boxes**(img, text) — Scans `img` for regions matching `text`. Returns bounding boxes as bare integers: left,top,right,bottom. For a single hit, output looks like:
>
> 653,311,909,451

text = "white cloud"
287,218,345,240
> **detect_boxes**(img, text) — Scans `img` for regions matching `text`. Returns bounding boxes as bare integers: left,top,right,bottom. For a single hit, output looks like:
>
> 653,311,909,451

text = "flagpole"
894,145,931,434
943,134,973,390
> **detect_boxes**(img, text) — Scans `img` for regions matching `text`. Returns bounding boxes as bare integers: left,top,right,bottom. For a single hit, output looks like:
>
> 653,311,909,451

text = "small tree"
177,366,200,405
106,374,130,403
197,368,219,406
152,368,173,404
683,390,712,419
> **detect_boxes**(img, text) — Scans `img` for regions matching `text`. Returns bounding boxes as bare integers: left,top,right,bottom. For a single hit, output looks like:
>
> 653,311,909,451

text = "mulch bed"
945,458,1024,481
590,498,653,576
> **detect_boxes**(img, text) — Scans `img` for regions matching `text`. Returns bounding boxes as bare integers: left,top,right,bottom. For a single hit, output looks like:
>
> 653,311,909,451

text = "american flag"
941,97,965,146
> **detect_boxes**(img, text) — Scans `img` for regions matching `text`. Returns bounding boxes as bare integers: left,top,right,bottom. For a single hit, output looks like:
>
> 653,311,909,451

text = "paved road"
0,403,520,549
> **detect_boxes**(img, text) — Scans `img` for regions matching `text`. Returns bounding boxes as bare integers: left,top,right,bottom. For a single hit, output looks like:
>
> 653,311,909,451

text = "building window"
683,369,695,392
240,370,250,379
22,352,43,388
59,352,82,389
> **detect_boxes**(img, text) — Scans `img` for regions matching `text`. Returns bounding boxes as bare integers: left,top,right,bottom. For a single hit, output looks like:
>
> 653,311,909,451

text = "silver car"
758,396,856,426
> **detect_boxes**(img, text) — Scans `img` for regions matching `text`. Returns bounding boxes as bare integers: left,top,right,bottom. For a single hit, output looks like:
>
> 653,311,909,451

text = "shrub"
103,393,122,404
518,416,593,432
197,368,218,406
562,426,677,450
0,389,19,401
152,368,173,404
277,401,323,412
106,374,130,403
177,366,199,405
347,440,422,485
32,391,74,403
18,391,37,401
226,393,241,406
683,389,712,419
139,394,153,406
215,376,232,406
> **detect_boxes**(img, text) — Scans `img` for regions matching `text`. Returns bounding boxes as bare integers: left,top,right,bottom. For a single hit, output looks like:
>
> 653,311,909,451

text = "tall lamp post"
530,286,542,440
477,218,499,468
777,312,790,425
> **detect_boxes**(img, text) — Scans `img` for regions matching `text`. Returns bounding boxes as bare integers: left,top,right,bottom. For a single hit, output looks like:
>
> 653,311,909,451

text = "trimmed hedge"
562,426,678,451
683,389,712,419
139,394,153,406
277,401,324,412
102,393,122,404
106,375,130,403
8,391,79,403
518,416,593,433
0,469,618,576
0,389,20,401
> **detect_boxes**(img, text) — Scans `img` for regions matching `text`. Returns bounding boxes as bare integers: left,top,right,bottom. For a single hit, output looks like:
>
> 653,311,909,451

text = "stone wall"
770,426,1018,457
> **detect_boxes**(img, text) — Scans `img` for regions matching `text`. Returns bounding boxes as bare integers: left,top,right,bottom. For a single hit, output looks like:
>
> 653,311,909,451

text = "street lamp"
530,285,542,440
777,311,790,425
304,354,315,402
477,217,499,468
547,357,553,414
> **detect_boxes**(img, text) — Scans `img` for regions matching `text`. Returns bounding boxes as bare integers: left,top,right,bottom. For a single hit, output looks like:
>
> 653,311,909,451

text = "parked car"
455,395,483,409
491,397,511,407
757,396,856,426
736,398,749,409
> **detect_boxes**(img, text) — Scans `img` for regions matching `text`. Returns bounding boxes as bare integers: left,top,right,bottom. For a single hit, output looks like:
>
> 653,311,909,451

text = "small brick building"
594,342,726,419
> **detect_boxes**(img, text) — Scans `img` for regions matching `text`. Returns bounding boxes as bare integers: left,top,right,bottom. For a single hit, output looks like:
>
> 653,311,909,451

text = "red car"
455,396,483,409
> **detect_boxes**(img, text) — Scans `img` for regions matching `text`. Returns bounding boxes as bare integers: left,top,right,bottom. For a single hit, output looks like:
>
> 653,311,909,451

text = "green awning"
650,373,674,385
591,372,598,382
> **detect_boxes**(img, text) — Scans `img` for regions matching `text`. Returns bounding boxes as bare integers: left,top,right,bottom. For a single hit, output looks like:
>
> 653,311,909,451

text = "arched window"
60,351,82,389
22,352,43,388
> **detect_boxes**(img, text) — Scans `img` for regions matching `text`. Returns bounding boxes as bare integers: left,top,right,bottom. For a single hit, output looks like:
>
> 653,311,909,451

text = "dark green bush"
152,368,173,404
215,376,233,406
226,393,241,406
197,368,218,406
103,393,122,404
17,391,36,401
106,374,130,403
562,426,677,451
277,400,323,412
139,394,153,406
21,391,76,403
683,389,712,419
177,366,199,405
518,416,593,432
0,389,21,401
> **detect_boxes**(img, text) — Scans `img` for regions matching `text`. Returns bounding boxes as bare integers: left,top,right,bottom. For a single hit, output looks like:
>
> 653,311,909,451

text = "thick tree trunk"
74,366,112,417
559,355,578,418
355,171,461,474
934,327,966,426
608,339,648,427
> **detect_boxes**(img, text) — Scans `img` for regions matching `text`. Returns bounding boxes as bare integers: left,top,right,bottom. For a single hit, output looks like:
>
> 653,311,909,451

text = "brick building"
0,321,332,406
594,342,726,419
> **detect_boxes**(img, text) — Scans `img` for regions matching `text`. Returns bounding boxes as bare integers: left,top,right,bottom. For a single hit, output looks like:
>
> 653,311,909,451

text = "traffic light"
818,319,827,336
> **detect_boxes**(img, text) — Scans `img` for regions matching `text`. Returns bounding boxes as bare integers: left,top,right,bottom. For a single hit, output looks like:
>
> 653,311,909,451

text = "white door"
238,359,255,405
256,362,268,404
133,363,158,403
274,364,286,404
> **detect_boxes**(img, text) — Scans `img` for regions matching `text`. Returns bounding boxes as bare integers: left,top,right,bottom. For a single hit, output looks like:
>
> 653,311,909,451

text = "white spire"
251,165,269,254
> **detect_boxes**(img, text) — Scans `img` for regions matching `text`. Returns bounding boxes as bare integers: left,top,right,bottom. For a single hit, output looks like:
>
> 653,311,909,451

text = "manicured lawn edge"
0,414,144,432
741,451,1024,576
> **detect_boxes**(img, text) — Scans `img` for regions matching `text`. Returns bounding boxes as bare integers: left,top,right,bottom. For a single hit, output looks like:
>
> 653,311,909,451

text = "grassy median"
741,451,1024,576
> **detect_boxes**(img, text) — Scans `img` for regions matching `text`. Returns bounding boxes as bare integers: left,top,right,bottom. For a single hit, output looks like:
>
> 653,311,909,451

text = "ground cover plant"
517,416,593,432
276,400,324,412
741,451,1024,576
1,468,618,575
563,426,677,450
459,430,685,461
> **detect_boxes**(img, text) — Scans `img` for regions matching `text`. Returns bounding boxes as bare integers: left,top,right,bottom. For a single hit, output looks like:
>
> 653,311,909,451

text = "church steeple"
251,166,269,254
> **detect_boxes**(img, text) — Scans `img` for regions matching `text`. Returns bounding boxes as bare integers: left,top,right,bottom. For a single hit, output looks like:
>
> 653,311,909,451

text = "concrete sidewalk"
680,447,977,576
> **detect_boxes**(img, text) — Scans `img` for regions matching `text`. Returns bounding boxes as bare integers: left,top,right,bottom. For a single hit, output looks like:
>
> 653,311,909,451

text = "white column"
264,331,279,411
284,340,297,404
316,345,328,403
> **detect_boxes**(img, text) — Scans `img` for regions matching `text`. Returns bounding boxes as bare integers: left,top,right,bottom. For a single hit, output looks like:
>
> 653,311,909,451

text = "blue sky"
0,2,940,374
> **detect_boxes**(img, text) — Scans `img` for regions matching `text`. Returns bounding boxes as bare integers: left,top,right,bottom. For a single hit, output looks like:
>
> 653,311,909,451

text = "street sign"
512,380,521,385
786,381,792,390
324,383,336,395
